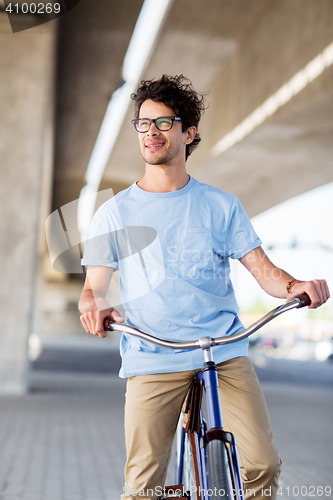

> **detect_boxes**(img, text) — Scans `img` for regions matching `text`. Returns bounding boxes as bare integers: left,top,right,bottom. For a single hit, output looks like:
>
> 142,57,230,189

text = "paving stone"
0,366,332,500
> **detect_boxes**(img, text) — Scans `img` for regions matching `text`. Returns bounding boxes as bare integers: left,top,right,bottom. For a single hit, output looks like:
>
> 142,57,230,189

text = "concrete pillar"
0,14,57,393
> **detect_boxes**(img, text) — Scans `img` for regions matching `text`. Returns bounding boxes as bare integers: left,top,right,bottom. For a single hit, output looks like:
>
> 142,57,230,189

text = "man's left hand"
287,279,330,309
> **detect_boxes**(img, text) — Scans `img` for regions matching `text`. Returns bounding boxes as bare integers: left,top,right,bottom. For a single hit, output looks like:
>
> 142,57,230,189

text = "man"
79,75,329,500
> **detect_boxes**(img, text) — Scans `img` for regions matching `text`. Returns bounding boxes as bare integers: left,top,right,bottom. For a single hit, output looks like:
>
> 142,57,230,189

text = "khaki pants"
121,357,281,500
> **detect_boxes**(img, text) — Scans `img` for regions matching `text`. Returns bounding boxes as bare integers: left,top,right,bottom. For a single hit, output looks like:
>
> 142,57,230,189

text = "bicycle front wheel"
206,439,232,498
182,432,201,499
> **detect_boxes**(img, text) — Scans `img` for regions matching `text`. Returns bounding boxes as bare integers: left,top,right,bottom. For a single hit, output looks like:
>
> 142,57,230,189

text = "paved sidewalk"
261,383,333,499
0,353,332,500
0,371,126,500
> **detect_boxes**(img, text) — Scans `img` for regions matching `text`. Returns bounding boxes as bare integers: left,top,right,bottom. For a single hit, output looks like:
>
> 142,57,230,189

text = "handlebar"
104,293,310,351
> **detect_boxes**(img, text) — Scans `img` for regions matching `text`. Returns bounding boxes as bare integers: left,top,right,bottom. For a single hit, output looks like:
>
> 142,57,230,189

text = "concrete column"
0,14,57,393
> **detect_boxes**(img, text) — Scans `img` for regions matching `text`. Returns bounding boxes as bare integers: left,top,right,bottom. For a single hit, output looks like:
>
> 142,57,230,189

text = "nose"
146,121,160,136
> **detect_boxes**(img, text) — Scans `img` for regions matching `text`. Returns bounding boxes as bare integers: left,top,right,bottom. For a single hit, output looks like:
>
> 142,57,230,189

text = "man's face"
137,100,191,166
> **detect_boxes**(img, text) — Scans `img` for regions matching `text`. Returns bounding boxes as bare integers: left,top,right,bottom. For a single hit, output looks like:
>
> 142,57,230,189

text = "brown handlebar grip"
296,293,311,308
104,318,115,331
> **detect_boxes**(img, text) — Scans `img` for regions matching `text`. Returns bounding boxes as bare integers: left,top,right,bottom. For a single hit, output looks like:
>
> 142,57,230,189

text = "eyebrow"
137,116,177,119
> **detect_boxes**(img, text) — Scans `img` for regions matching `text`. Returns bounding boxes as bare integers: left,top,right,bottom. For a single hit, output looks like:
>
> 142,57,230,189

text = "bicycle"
104,293,310,500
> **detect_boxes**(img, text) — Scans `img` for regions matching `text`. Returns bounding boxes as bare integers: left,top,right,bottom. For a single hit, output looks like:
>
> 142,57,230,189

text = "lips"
145,141,165,149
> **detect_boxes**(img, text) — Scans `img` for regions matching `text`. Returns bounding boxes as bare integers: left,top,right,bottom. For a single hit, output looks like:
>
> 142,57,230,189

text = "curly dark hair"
131,75,205,160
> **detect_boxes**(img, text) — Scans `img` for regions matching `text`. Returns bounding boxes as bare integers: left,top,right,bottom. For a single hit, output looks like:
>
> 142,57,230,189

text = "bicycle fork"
188,338,243,500
196,340,244,500
163,340,245,500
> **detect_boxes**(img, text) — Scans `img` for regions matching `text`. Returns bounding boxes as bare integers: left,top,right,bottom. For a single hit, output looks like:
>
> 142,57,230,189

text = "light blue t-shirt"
82,177,262,378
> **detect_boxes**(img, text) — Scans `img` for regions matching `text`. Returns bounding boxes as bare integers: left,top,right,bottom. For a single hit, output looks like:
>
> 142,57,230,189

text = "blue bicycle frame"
176,348,244,500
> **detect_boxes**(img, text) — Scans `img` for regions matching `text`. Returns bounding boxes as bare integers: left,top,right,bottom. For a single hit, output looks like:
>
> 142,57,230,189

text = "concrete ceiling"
53,0,333,217
52,0,144,210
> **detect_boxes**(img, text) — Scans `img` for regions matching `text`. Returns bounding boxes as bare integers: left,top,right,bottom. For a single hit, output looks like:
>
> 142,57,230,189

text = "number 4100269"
277,485,332,497
5,3,61,14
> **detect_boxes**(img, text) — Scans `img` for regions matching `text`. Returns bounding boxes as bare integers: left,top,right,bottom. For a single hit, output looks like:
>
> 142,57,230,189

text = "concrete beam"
0,14,57,393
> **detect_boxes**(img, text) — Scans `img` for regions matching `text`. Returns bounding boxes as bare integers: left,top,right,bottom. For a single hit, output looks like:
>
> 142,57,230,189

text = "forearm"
78,288,111,314
79,265,114,314
239,247,330,308
239,247,294,298
251,265,295,299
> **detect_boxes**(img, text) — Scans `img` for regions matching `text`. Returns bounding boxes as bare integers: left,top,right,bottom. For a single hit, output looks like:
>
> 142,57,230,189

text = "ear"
185,126,197,145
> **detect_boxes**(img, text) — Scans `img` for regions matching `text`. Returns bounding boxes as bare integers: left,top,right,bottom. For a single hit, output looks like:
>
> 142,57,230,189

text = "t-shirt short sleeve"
81,208,122,269
226,197,262,259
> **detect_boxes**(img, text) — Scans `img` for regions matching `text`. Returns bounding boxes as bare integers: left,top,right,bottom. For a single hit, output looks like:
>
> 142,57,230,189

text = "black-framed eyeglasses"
132,116,182,133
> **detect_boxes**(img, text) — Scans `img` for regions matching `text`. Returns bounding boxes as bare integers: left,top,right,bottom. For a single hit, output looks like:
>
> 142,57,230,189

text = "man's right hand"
80,306,125,338
78,266,124,338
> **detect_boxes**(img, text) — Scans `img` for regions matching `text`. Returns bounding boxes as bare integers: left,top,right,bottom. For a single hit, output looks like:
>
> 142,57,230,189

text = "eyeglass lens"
135,117,174,132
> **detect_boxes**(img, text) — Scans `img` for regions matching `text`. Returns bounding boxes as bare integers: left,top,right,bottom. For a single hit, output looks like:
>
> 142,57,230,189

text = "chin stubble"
142,143,181,165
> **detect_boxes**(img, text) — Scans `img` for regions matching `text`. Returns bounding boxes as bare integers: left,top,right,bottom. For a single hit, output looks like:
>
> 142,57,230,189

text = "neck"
137,164,190,193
